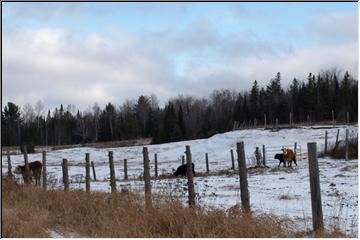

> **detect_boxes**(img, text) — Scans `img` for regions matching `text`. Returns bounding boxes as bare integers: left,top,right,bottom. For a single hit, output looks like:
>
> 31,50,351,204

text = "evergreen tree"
250,80,259,121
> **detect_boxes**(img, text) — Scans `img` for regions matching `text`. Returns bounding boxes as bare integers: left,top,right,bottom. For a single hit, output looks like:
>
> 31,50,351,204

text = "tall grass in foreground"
2,178,346,238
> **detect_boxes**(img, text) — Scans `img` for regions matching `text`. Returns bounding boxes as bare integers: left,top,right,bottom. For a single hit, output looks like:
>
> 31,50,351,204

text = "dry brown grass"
2,177,347,238
278,194,292,200
319,134,358,160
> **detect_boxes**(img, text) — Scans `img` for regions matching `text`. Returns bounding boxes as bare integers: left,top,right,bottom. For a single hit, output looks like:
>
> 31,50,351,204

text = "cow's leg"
21,173,26,183
278,161,281,167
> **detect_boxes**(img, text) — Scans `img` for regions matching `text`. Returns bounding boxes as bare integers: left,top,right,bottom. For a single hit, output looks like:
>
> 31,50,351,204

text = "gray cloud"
3,11,358,111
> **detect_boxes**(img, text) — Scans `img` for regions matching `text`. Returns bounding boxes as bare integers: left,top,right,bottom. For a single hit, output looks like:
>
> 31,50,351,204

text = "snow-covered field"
2,125,358,236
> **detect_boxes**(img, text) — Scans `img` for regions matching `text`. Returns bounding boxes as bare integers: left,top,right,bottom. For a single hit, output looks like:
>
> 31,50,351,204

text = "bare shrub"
320,134,358,159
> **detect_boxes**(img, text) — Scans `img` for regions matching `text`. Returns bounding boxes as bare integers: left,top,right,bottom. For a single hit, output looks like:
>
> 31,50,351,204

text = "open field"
2,124,358,236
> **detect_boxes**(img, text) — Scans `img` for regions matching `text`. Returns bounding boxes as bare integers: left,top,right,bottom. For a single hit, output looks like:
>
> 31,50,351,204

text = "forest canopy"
2,70,357,146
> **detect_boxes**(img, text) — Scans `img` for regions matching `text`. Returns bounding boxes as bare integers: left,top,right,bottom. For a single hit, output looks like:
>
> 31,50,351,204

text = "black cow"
274,153,286,167
274,153,297,167
174,163,195,177
14,161,43,186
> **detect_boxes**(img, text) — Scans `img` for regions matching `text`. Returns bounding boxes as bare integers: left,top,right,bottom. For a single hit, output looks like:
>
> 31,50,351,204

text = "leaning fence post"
205,153,209,173
143,147,152,207
324,131,328,155
7,148,13,179
124,159,128,180
85,153,90,193
154,153,158,178
230,149,235,170
307,142,324,231
108,151,116,193
345,128,349,161
262,145,266,166
91,161,97,181
42,151,47,189
185,145,196,208
237,142,250,212
62,158,69,191
23,145,30,185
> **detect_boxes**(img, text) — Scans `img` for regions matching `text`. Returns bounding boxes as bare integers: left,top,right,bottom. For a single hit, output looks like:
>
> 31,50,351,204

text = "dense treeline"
2,70,358,147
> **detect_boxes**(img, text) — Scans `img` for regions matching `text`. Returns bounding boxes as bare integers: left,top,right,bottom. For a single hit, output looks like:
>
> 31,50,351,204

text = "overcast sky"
2,2,358,110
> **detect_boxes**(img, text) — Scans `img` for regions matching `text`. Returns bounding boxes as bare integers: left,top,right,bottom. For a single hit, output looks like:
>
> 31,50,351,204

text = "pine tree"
250,80,259,121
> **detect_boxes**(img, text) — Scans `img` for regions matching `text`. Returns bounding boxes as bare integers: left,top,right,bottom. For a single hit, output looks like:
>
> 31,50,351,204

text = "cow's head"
14,166,23,174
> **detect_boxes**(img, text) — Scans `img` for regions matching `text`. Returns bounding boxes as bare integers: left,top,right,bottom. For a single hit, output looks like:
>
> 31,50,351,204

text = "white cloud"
307,11,358,44
3,10,358,110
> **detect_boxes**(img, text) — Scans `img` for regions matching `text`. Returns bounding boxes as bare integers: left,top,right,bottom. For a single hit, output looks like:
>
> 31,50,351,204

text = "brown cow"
282,148,297,167
14,161,42,186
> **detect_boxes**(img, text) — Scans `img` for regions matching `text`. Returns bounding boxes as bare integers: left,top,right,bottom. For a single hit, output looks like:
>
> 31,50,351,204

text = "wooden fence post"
91,161,97,181
237,142,250,212
347,112,349,125
154,153,158,178
7,148,13,179
85,153,90,193
230,149,235,170
23,145,30,185
143,147,152,207
307,142,324,231
42,151,47,189
294,142,297,158
332,110,335,126
275,118,279,129
324,131,328,155
345,128,349,161
289,111,292,126
262,145,266,166
109,151,116,193
307,114,310,126
335,129,340,149
264,113,267,129
182,155,185,165
205,153,209,173
255,147,261,167
185,145,196,208
62,158,69,191
124,159,128,180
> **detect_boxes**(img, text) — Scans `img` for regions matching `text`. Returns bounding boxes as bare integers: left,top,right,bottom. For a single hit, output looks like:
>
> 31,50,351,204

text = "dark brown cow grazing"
14,161,42,186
